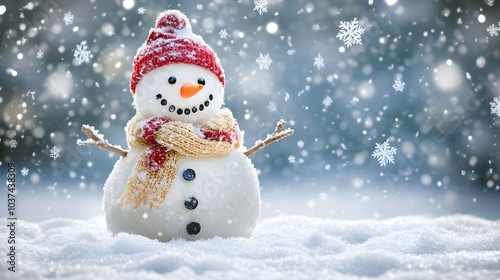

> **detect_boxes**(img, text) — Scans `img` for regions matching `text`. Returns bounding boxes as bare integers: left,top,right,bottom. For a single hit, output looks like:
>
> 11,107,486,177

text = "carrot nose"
180,83,203,98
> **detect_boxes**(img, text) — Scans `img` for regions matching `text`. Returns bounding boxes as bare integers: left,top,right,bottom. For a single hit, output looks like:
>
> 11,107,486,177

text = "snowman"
79,10,292,242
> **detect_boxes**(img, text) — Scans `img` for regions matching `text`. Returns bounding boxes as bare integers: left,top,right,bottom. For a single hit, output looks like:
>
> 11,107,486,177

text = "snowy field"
2,185,500,280
2,214,499,280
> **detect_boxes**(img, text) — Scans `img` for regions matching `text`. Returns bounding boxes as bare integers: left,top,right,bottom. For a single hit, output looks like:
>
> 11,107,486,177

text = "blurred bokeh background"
1,0,499,220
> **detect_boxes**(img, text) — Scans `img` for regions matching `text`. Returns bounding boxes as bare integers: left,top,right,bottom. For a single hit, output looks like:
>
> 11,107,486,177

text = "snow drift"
2,215,499,279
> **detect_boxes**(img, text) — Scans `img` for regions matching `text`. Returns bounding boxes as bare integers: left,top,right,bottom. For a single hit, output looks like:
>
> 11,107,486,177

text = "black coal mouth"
155,93,214,116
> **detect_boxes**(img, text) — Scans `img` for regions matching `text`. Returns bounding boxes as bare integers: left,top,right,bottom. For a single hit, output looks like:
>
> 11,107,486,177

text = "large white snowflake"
10,140,18,149
50,146,61,160
490,97,500,117
253,0,268,15
322,96,333,108
256,53,272,70
267,101,277,112
371,140,397,167
219,29,228,39
336,18,365,47
21,167,29,176
63,11,74,25
74,41,91,64
313,53,324,70
487,24,499,37
393,78,406,92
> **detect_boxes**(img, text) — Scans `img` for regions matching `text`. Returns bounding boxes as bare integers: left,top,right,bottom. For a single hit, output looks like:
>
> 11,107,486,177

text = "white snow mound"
2,215,500,279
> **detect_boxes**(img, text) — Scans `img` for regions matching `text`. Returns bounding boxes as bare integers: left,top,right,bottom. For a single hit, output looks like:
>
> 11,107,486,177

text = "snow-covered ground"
2,185,499,280
1,214,499,280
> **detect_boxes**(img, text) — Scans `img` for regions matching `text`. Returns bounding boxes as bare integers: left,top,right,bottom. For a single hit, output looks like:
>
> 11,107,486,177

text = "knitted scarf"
119,108,241,209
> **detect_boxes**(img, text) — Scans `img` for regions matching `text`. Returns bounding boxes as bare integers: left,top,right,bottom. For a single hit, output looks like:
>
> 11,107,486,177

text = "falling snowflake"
322,96,333,108
219,29,228,39
284,92,290,101
63,11,74,25
286,49,295,56
253,0,268,15
137,7,146,14
313,53,324,70
490,97,500,117
26,90,36,100
487,24,499,37
307,200,316,208
336,18,365,47
74,41,91,64
50,146,61,160
196,4,203,11
15,124,21,131
325,164,331,170
487,0,494,6
319,192,328,200
21,167,29,176
256,53,272,70
36,50,44,59
288,155,296,164
267,101,277,112
393,78,406,92
238,50,246,57
371,140,397,167
10,140,18,149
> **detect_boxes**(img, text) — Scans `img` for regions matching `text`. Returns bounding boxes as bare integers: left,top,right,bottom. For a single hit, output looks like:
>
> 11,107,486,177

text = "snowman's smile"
155,93,214,116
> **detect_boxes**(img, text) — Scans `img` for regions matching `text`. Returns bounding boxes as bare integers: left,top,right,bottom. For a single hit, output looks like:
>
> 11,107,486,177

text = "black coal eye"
197,78,205,85
156,94,162,100
168,76,177,85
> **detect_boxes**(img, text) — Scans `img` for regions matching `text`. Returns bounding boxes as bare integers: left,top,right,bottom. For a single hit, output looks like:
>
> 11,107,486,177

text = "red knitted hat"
130,10,225,94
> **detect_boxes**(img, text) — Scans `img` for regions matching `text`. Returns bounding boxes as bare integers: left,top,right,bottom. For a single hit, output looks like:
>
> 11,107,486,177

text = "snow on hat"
130,10,225,94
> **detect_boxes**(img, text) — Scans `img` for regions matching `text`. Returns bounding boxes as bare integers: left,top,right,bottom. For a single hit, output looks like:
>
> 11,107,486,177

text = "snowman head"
134,64,224,123
130,10,225,124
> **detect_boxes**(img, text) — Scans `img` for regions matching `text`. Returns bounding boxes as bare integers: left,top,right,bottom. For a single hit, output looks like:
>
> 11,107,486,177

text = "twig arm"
244,120,294,157
77,125,128,157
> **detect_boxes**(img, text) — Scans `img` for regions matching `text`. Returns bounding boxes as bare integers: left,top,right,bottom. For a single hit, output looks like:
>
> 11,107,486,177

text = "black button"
183,168,196,181
204,100,210,107
199,104,204,111
184,196,198,210
169,105,176,112
209,94,213,101
184,108,191,115
156,94,162,100
161,99,167,106
192,107,197,113
177,108,183,115
186,222,201,235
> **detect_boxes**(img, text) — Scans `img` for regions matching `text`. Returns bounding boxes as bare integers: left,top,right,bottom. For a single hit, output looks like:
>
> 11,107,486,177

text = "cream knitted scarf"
119,109,241,209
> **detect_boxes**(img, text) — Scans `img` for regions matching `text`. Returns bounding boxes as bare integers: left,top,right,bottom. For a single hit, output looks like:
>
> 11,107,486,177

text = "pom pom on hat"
130,10,225,94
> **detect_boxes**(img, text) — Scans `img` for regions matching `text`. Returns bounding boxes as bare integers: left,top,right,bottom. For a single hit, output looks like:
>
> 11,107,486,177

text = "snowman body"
104,146,260,241
103,60,261,241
